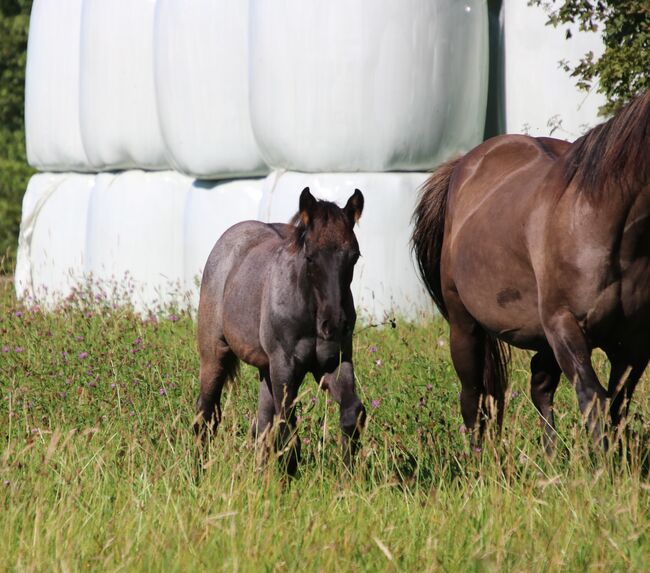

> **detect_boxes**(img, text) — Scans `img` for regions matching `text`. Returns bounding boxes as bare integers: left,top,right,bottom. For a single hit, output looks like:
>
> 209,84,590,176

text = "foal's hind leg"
194,343,237,437
447,295,502,447
530,348,562,455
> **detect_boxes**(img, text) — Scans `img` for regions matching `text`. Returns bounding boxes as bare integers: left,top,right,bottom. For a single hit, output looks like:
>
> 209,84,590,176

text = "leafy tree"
0,0,33,271
529,0,650,115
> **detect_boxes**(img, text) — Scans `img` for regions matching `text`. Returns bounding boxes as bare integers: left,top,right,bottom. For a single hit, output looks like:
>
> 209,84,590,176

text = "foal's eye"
306,255,314,264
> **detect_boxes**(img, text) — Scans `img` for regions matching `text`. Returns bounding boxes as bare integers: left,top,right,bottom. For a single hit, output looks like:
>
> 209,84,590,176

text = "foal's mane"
564,90,650,194
289,200,348,249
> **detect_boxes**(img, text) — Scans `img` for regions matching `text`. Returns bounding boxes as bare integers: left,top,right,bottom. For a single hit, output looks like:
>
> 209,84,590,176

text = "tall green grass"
1,279,649,572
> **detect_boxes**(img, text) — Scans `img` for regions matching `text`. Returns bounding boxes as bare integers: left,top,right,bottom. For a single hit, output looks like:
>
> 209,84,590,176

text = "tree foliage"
0,0,33,270
530,0,650,115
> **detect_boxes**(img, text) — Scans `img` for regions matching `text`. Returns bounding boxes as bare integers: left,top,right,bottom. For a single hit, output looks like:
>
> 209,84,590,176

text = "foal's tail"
411,156,463,319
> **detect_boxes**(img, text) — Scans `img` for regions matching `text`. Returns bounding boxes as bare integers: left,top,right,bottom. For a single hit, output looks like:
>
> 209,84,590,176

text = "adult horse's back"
413,92,650,450
196,187,366,473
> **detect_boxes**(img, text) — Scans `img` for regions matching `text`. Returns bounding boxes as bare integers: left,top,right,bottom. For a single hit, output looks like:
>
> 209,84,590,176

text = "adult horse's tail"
412,156,462,319
412,156,509,411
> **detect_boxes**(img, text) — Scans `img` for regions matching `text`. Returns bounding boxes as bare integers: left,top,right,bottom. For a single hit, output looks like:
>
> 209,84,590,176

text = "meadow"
1,277,649,572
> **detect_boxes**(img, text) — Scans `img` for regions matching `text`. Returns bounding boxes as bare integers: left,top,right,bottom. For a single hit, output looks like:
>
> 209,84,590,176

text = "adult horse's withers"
195,187,366,473
413,91,650,451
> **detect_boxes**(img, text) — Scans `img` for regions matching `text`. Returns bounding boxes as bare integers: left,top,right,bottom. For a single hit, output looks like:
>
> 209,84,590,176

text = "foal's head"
293,187,364,341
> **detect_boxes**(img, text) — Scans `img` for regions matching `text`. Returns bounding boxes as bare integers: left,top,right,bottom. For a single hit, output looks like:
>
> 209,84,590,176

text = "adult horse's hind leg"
541,310,608,445
194,343,238,437
530,348,562,454
606,351,649,433
447,295,505,447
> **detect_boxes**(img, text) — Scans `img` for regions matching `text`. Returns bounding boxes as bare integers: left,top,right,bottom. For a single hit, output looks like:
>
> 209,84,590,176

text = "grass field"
1,278,649,572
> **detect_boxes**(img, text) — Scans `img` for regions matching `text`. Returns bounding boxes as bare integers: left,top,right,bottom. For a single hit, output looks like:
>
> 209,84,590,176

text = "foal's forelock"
289,202,355,252
564,90,650,197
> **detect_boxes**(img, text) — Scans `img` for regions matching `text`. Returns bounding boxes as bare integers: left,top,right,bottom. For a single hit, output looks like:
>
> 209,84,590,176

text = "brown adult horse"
195,187,366,473
413,91,650,451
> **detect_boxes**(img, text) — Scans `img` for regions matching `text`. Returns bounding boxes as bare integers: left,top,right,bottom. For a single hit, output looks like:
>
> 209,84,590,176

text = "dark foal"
195,187,366,473
413,91,650,453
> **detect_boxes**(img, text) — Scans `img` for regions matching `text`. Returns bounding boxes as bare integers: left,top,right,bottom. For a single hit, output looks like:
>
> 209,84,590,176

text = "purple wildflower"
78,352,89,360
303,437,311,445
2,346,9,353
15,311,23,318
110,383,116,389
369,345,377,353
168,314,179,323
159,387,166,396
14,347,23,353
511,391,520,399
371,399,380,409
459,424,467,434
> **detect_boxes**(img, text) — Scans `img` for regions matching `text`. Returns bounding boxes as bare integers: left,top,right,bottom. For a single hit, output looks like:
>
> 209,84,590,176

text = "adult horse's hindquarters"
413,92,650,451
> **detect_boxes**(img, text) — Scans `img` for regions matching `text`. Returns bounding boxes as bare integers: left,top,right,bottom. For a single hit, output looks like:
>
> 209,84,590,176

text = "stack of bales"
16,0,604,320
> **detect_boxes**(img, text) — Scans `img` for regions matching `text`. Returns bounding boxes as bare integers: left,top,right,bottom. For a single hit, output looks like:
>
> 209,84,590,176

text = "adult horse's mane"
564,90,650,194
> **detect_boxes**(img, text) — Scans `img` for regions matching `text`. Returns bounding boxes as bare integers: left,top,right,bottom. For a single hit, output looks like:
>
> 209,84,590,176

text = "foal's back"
198,220,292,369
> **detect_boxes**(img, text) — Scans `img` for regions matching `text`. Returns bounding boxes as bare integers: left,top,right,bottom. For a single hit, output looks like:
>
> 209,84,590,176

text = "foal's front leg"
268,357,303,475
320,361,366,469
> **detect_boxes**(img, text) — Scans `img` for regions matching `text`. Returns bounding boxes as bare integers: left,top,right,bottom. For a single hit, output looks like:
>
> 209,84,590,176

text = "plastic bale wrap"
183,178,264,308
15,173,95,306
500,0,605,138
250,0,488,172
154,0,267,179
25,0,90,171
85,171,189,311
80,0,168,170
258,171,434,322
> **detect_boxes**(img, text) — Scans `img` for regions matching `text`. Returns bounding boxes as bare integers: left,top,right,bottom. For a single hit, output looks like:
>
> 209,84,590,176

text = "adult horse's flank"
195,187,366,473
413,91,650,451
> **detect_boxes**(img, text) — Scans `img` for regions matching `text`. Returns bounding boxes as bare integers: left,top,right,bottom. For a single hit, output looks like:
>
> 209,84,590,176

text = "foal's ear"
344,189,364,226
299,187,317,226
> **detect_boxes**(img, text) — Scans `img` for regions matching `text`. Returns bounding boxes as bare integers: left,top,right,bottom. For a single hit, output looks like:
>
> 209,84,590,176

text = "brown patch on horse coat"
497,288,522,307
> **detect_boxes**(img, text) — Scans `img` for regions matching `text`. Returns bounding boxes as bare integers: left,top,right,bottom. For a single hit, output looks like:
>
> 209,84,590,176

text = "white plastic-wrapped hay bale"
24,0,90,171
15,173,95,305
183,178,264,308
258,171,434,322
80,0,167,171
85,171,189,311
500,0,605,137
249,0,488,172
154,0,267,179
